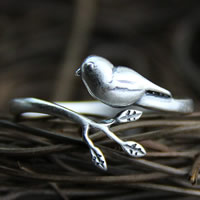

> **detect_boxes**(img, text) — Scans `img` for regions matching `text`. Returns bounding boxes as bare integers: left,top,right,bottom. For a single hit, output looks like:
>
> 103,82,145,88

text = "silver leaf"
90,147,107,170
121,141,146,157
115,109,142,124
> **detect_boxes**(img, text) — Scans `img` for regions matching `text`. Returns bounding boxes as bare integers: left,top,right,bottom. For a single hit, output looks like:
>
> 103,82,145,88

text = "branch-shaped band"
10,98,146,170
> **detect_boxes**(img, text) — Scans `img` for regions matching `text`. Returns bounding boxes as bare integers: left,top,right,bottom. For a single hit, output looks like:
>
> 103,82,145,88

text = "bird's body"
76,55,172,108
91,66,145,107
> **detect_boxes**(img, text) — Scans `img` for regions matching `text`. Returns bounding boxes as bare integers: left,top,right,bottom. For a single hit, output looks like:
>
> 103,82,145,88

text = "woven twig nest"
1,112,200,199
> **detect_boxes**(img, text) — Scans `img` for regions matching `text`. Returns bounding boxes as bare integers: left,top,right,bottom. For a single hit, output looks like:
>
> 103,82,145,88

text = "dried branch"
53,0,97,100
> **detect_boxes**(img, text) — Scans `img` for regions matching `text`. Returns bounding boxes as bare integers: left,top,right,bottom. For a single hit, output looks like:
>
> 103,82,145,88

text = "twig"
103,149,187,176
189,154,200,185
129,183,200,197
0,119,84,145
49,183,69,200
91,119,200,141
136,140,174,152
97,125,200,145
0,165,168,183
0,144,71,156
146,151,197,159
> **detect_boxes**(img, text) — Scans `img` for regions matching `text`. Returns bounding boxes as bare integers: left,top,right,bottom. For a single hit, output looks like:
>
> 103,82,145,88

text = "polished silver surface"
10,98,146,171
9,56,194,170
76,55,194,113
20,101,148,119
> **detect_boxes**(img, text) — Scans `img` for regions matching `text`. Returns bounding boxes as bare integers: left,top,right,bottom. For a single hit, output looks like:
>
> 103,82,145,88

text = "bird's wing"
112,66,171,97
111,66,147,90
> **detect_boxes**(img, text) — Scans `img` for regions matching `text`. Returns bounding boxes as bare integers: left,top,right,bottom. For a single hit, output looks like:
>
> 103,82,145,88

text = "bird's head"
76,55,113,89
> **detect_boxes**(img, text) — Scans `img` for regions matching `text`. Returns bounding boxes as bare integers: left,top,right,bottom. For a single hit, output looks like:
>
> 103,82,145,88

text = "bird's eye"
85,62,95,70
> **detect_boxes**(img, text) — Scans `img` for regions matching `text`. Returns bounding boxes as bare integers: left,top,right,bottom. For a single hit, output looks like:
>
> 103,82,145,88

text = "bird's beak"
75,68,81,76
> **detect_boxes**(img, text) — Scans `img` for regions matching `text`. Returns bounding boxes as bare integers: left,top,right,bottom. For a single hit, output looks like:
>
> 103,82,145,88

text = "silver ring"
76,55,194,113
9,55,194,171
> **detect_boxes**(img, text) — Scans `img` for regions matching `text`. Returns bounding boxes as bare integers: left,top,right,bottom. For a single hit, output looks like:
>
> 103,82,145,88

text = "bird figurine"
76,55,193,113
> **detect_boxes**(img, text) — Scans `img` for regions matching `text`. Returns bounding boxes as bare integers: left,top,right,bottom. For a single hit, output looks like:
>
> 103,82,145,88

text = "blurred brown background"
1,1,200,199
0,0,200,112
